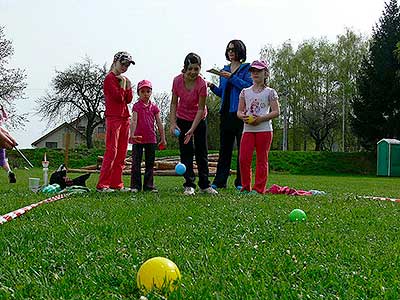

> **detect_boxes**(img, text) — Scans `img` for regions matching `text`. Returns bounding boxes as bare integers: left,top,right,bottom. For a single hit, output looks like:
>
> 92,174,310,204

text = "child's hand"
184,129,194,144
244,115,260,125
170,125,179,136
243,115,254,124
158,140,167,150
237,110,246,120
116,75,127,89
220,70,232,79
125,78,131,89
251,115,261,125
129,135,142,143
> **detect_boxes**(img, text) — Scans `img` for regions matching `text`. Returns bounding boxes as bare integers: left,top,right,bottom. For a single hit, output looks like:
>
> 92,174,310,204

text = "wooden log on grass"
81,165,98,170
87,154,237,176
68,167,235,176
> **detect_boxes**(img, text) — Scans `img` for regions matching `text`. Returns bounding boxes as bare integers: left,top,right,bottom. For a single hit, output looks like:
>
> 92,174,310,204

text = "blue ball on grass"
175,163,186,175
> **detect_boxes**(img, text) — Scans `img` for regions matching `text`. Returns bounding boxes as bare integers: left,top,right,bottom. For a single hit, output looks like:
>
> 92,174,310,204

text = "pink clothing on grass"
266,184,312,196
172,74,208,121
239,131,273,194
130,99,160,144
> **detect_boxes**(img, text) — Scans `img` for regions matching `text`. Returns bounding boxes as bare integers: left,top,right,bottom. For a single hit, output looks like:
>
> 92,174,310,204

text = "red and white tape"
0,193,68,225
362,196,400,203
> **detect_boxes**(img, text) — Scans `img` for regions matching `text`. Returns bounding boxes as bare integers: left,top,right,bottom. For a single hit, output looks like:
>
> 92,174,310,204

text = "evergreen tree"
353,0,400,150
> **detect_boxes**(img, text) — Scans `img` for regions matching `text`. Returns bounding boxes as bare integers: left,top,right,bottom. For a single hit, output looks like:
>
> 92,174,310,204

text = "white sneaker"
184,187,195,195
117,187,131,192
96,188,115,193
130,188,139,193
200,187,218,195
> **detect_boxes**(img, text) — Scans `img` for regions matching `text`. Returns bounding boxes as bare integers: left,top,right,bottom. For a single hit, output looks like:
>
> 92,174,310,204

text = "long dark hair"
225,40,247,62
182,52,202,73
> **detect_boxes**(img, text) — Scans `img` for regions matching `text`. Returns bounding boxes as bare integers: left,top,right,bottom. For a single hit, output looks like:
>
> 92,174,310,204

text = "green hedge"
268,151,376,175
6,148,376,175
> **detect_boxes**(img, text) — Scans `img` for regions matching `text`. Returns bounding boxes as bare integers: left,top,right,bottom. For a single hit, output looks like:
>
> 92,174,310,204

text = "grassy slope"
0,170,399,299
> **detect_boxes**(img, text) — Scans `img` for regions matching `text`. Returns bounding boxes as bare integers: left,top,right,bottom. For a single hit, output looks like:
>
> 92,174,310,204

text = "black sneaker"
8,171,16,183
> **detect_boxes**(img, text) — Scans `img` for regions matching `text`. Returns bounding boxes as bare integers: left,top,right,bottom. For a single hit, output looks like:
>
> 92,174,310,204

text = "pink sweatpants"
239,131,273,194
97,117,130,189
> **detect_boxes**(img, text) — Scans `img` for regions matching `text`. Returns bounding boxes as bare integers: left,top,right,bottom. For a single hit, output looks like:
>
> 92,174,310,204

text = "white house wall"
35,128,81,149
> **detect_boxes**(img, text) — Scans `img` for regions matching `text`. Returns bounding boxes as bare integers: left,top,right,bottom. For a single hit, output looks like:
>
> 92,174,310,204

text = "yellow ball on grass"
137,257,181,293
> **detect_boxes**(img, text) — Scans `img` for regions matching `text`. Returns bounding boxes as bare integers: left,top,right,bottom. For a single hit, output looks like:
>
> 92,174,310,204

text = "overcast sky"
0,0,388,148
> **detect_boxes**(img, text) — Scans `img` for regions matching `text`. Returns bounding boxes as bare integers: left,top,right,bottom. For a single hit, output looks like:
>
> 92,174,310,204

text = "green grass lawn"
1,169,400,299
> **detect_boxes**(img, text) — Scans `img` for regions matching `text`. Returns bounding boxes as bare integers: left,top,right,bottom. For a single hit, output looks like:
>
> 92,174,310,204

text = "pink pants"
97,117,130,189
239,131,273,194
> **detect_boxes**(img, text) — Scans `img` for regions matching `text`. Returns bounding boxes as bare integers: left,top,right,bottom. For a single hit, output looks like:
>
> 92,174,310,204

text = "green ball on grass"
289,209,307,222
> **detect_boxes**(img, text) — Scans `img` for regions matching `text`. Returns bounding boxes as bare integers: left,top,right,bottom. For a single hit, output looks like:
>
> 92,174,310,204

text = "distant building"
31,116,105,149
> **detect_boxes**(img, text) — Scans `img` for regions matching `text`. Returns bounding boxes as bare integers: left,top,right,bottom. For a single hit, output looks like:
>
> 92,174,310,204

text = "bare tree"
302,96,340,151
153,91,170,126
36,57,107,148
0,26,27,129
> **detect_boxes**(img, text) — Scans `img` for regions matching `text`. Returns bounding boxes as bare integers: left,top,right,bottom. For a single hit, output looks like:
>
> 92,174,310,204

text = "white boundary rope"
0,193,68,225
361,196,400,203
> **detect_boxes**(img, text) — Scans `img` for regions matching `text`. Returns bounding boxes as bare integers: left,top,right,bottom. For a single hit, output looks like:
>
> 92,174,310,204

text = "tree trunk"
314,140,322,151
86,126,94,149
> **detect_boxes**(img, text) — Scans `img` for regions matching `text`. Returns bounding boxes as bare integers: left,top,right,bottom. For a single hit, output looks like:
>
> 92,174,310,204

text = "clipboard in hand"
206,68,222,76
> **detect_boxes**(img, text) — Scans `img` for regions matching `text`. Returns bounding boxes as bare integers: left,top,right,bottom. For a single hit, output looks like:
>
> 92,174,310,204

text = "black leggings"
177,118,210,189
130,143,156,190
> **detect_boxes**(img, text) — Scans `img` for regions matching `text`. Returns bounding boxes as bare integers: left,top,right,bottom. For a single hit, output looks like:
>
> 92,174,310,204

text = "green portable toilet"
377,138,400,176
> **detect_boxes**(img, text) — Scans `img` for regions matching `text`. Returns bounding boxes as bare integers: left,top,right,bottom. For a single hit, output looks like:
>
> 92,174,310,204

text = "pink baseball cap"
137,80,152,91
249,60,269,70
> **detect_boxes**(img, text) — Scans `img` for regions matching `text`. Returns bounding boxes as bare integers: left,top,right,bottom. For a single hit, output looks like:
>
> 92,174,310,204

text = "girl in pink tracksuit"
96,51,135,192
237,60,280,194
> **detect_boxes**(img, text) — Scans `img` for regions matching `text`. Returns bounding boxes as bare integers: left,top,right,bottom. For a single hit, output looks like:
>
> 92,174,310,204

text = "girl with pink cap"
237,60,280,194
129,79,166,193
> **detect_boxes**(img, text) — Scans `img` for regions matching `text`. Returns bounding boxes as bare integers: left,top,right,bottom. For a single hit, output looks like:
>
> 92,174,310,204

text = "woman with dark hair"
208,39,252,190
169,53,218,196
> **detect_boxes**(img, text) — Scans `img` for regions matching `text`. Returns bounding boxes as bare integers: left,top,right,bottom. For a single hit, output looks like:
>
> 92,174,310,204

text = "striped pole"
0,194,68,225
